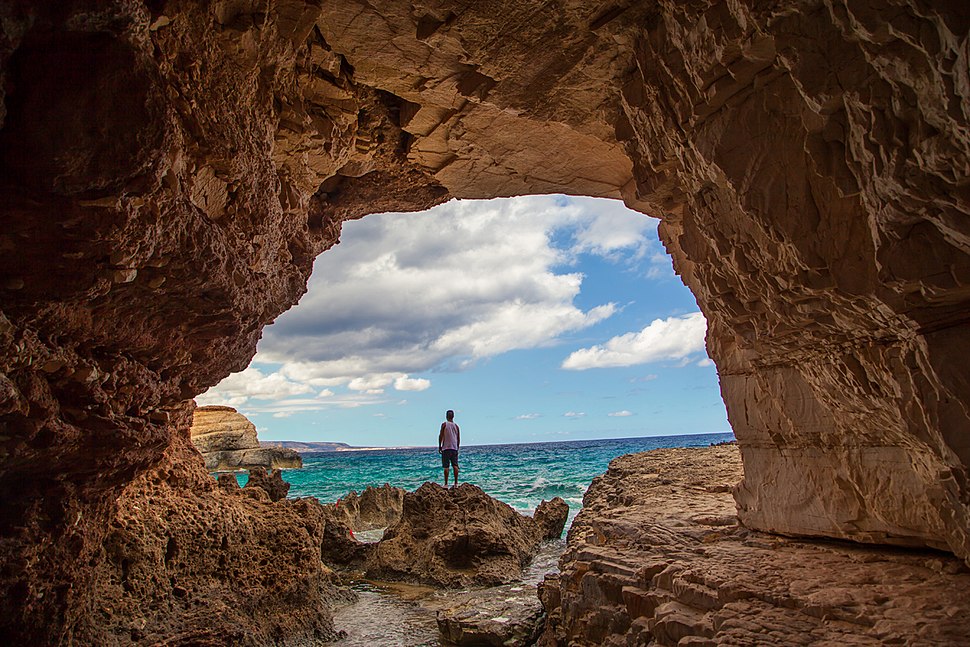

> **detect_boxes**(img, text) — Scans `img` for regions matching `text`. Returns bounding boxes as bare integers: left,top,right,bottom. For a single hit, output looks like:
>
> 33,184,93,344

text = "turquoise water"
240,432,735,646
273,432,735,524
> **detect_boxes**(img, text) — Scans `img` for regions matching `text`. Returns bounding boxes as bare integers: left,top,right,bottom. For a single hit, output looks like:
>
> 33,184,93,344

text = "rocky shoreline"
539,444,970,646
30,438,970,646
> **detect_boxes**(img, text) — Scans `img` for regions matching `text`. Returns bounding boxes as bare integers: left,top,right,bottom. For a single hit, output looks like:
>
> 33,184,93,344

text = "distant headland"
260,440,403,452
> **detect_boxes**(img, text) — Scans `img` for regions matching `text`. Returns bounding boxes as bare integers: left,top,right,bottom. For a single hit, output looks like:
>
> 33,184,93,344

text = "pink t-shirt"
440,421,460,450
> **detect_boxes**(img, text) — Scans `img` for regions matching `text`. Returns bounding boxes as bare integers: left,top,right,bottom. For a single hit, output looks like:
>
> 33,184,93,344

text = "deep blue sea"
269,432,735,525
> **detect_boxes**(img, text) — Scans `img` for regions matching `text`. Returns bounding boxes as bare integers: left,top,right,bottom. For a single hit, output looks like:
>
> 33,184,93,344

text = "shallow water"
331,538,566,646
332,581,443,647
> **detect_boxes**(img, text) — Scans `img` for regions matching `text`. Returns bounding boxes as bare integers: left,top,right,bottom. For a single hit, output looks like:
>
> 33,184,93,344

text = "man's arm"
438,422,445,452
456,424,460,450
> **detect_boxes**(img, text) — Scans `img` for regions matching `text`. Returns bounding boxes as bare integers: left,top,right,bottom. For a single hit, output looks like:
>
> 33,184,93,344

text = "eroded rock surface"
332,484,406,531
539,445,970,646
89,435,350,646
1,1,969,643
190,405,301,471
436,582,545,647
365,483,566,588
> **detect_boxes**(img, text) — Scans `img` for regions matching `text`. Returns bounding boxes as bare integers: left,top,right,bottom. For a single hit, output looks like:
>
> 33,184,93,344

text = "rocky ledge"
539,445,970,646
190,405,301,471
325,482,569,589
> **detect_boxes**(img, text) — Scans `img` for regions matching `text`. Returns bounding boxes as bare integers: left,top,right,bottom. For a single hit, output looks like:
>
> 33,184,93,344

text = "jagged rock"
89,435,349,646
243,467,290,502
332,484,406,531
364,483,562,588
190,405,302,471
436,583,544,646
1,2,969,643
539,445,970,646
533,497,569,540
216,473,240,492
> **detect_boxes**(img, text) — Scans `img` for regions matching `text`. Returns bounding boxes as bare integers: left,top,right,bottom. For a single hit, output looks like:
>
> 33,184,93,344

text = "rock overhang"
0,0,968,642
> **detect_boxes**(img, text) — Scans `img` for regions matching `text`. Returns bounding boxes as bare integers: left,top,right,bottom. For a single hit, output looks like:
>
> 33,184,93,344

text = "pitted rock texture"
538,445,970,646
87,435,350,646
332,484,407,531
190,405,301,471
243,466,291,502
1,1,969,643
365,483,566,588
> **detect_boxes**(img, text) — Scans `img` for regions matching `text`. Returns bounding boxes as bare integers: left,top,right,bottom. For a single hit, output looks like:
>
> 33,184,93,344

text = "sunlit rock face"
190,405,301,471
0,0,967,643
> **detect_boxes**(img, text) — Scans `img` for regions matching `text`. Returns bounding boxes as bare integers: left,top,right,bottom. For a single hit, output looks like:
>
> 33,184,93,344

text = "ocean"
247,431,735,646
278,431,735,524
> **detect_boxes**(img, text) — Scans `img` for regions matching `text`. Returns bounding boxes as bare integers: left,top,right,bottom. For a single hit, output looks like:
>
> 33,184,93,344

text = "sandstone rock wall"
190,405,301,471
1,1,969,643
539,445,970,646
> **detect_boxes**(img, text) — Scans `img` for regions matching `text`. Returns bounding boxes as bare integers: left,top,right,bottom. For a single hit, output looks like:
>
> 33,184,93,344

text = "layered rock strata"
1,1,969,643
190,405,301,471
539,445,970,646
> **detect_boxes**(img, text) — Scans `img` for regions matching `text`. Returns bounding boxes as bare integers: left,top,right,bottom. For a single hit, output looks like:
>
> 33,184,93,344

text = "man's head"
446,410,454,421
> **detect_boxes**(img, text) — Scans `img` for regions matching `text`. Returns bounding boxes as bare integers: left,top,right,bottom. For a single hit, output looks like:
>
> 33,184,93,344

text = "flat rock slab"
539,444,970,646
436,583,544,646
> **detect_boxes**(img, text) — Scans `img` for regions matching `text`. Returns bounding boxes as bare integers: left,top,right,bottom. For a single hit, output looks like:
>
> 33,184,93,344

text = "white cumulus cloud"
195,367,313,408
561,312,708,370
203,195,668,412
608,410,634,417
250,195,656,389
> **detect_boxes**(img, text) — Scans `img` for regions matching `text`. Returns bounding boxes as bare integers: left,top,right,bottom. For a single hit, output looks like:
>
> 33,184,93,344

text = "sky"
196,195,730,447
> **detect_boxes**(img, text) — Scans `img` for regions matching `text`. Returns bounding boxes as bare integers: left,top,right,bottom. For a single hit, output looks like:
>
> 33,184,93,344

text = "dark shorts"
441,449,459,469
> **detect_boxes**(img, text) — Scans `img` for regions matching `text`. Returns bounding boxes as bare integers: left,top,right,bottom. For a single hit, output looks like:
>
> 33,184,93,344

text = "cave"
1,1,968,644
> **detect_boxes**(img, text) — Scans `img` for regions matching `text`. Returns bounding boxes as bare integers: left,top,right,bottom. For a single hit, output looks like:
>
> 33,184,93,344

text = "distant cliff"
261,440,353,453
190,406,302,471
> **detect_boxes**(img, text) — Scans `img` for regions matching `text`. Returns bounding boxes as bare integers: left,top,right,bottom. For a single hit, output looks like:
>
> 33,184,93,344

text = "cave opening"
196,195,730,449
1,0,969,643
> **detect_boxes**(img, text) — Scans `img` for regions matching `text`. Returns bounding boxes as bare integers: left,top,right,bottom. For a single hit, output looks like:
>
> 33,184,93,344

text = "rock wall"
190,405,301,471
539,445,970,646
1,0,968,643
87,435,348,646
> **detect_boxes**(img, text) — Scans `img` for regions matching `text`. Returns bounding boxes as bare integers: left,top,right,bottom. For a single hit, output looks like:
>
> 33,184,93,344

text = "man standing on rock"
438,409,460,487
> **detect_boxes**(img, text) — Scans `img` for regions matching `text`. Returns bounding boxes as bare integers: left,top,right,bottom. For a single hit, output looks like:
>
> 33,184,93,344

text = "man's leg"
443,467,449,486
452,464,459,486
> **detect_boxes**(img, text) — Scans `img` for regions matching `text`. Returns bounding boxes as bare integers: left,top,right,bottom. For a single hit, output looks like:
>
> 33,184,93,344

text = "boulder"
244,467,290,502
364,482,564,588
533,498,569,540
190,406,302,471
436,583,544,646
333,484,406,531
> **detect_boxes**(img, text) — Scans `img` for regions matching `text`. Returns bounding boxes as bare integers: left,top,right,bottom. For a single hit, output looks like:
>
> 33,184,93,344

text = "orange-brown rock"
332,483,407,531
190,405,301,471
364,482,566,588
87,435,350,646
539,445,970,646
1,1,969,644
